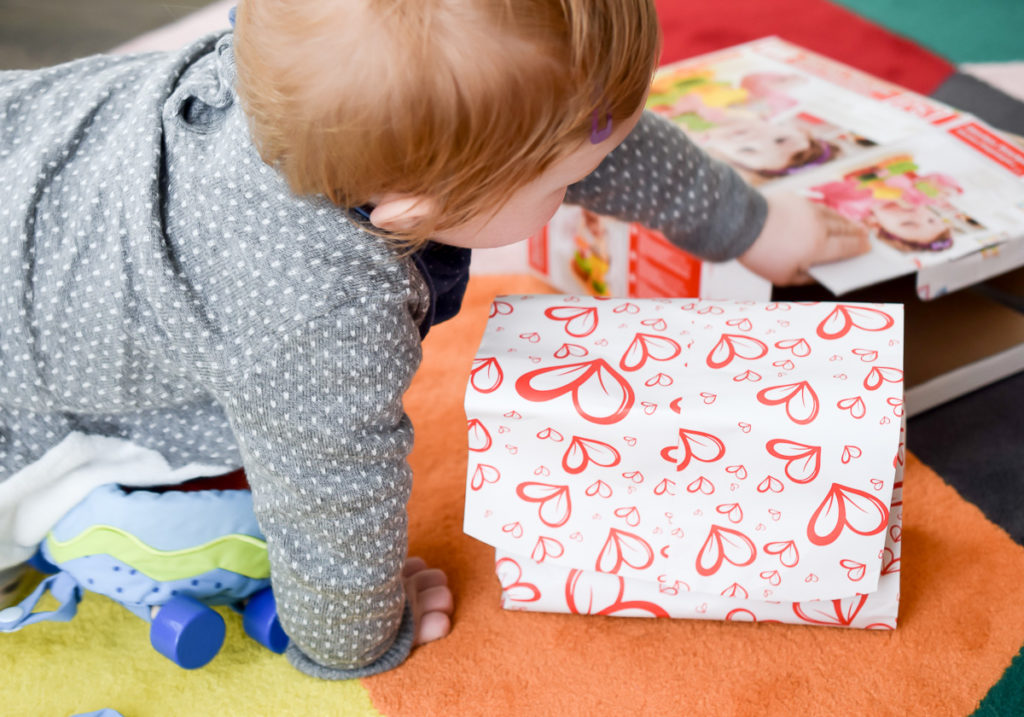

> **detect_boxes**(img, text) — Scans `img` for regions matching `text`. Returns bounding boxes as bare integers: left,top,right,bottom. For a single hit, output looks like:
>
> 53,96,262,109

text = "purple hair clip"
925,235,955,251
894,233,953,252
786,140,833,173
590,107,613,144
877,226,954,252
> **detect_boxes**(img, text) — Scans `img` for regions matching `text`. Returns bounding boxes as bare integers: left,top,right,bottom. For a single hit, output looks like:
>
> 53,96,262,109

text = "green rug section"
46,525,270,581
973,645,1024,716
831,0,1024,63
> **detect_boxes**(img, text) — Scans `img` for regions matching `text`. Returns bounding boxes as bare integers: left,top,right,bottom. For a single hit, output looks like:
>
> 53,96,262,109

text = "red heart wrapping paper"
464,295,905,628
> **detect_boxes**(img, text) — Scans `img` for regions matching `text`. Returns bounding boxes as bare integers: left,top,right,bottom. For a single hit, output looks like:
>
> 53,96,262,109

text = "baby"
0,0,866,678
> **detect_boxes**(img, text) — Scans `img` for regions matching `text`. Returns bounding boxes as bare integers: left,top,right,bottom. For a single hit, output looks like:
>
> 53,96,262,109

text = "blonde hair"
234,0,661,246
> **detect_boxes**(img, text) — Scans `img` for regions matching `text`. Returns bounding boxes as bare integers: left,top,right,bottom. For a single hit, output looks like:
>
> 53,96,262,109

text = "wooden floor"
0,0,212,69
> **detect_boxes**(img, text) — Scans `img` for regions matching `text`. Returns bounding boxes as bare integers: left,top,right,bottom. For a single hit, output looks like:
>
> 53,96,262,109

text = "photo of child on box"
529,36,1024,301
807,154,983,255
647,66,877,185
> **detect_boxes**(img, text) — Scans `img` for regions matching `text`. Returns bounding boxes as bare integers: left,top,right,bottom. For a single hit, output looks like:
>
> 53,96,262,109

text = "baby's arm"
566,111,868,283
565,110,768,262
220,297,449,678
737,194,870,285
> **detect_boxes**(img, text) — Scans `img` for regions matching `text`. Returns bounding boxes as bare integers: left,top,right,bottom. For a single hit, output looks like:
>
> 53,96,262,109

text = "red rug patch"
655,0,953,94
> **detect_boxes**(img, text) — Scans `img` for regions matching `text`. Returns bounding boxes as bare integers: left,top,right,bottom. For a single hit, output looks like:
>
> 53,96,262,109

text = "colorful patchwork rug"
4,1,1024,715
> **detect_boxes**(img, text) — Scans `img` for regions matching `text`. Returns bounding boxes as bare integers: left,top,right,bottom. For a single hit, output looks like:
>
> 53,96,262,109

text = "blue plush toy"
0,480,288,669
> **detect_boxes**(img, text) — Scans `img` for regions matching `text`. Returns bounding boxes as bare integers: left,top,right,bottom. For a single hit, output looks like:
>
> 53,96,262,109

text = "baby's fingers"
816,205,871,264
402,556,454,646
410,582,453,646
415,609,452,645
406,567,448,592
402,556,427,576
418,584,454,615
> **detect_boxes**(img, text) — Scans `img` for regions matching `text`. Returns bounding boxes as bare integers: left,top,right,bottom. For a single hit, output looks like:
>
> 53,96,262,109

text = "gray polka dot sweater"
0,32,765,678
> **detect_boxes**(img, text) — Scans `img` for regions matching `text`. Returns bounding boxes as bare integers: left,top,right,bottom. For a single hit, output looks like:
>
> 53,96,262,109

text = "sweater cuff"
686,167,769,262
285,600,416,680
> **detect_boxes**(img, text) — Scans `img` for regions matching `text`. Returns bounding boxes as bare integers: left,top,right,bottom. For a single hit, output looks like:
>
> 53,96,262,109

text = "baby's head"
869,201,953,252
700,118,836,177
234,0,661,248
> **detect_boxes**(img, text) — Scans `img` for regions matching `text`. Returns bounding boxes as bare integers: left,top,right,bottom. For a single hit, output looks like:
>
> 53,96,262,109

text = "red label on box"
764,48,901,101
882,92,959,125
528,228,549,274
627,225,702,297
950,122,1024,177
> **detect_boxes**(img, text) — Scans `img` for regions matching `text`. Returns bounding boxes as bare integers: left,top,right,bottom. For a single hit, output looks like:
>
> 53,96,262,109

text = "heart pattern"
661,428,726,472
756,381,820,425
620,333,682,372
544,305,599,337
696,525,757,576
466,295,903,621
516,359,635,425
816,304,896,341
765,439,821,483
470,357,504,393
807,483,889,546
562,435,621,475
470,463,501,491
516,482,573,528
706,333,769,369
467,419,493,452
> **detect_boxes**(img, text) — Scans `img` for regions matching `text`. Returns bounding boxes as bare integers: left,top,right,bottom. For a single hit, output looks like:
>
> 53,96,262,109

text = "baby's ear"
369,195,437,232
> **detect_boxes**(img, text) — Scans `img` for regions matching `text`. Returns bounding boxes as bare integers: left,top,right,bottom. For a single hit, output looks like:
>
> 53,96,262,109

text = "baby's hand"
739,193,870,285
403,556,453,646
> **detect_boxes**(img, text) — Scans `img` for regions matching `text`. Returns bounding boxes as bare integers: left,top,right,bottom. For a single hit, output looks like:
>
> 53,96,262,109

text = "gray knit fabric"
567,110,767,261
0,32,765,678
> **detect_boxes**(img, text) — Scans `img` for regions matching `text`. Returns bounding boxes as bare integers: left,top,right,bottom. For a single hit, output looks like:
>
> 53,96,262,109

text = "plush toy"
0,477,287,669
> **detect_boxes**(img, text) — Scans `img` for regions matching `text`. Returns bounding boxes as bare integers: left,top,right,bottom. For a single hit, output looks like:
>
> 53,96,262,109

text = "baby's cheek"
538,188,568,226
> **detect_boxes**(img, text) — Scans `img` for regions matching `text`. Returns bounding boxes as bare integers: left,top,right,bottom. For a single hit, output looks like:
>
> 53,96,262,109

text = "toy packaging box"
464,295,905,627
528,37,1024,302
528,205,772,302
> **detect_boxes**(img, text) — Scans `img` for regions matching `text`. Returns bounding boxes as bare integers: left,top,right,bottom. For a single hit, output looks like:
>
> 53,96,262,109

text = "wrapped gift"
463,295,905,628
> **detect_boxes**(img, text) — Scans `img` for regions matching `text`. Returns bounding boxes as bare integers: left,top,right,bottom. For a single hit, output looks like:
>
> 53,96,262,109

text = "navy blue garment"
410,242,473,337
346,205,472,338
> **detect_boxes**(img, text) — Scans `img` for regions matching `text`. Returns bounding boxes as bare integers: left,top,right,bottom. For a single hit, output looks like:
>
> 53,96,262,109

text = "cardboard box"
528,206,772,301
464,295,905,627
528,37,1024,300
774,275,1024,416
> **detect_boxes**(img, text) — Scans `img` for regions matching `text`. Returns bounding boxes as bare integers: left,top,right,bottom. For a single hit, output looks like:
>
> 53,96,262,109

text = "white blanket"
0,432,228,569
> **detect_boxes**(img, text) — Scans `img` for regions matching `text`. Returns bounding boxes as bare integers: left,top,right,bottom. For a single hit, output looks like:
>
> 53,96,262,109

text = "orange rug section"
365,274,1024,717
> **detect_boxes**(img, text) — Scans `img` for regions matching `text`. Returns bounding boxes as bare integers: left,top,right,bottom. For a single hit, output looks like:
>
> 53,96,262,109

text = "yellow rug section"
1,590,382,717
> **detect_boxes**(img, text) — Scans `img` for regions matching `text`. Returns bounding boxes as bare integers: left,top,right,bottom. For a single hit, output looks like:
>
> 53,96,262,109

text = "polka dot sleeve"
565,110,768,262
219,294,422,677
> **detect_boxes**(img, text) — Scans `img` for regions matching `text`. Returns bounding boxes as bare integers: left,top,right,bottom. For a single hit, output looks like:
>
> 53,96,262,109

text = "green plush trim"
832,0,1024,63
972,644,1024,716
46,525,270,581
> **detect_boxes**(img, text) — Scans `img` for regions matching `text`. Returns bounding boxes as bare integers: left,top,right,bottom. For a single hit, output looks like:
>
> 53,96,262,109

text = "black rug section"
908,370,1024,545
932,71,1024,137
974,274,1024,313
914,75,1024,547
